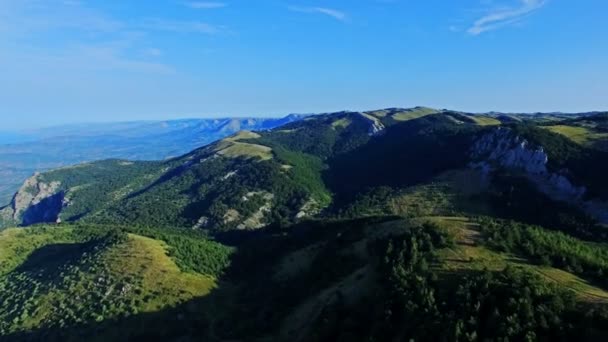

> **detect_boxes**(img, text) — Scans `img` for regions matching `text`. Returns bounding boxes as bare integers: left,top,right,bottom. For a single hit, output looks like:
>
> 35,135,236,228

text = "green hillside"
3,109,608,340
5,216,608,340
541,113,608,151
0,224,231,339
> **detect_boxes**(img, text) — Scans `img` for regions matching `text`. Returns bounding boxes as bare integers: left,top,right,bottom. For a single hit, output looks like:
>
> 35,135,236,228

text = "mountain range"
1,107,608,341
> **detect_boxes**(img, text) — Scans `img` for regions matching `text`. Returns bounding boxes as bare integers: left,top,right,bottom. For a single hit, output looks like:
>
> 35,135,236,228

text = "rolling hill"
2,108,608,340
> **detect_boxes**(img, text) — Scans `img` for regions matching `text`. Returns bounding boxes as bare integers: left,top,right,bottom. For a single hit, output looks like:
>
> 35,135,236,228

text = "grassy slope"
270,215,608,340
103,234,216,313
389,169,492,217
339,168,493,219
0,225,221,336
213,131,273,160
545,124,608,148
390,107,439,121
468,115,502,126
429,216,608,303
0,228,74,275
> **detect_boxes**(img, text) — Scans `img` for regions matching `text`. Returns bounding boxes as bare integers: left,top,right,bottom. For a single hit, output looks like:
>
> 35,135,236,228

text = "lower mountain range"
0,115,303,205
1,107,608,341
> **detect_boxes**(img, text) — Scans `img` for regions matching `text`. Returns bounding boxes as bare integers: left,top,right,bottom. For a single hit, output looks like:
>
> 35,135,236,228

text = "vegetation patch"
545,124,608,149
468,115,502,126
214,141,273,160
390,107,439,121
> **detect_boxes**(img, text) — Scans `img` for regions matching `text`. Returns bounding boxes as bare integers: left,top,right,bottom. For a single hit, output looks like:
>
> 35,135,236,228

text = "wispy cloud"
139,18,222,34
142,48,163,57
67,43,175,73
1,41,175,75
288,6,347,21
468,0,548,35
0,0,124,34
183,2,226,9
0,1,224,36
0,0,215,75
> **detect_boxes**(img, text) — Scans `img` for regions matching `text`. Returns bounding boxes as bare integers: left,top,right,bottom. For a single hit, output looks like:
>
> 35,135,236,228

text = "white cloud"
288,6,347,21
184,2,226,9
468,0,548,35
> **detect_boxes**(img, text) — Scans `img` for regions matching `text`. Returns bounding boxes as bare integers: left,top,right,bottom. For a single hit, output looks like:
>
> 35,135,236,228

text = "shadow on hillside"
2,227,276,342
322,115,477,207
21,192,64,226
124,162,188,200
16,242,92,279
2,286,228,342
3,216,398,342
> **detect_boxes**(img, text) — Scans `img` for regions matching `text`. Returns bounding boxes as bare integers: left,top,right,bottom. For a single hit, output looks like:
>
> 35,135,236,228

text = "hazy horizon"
3,105,608,132
1,0,606,129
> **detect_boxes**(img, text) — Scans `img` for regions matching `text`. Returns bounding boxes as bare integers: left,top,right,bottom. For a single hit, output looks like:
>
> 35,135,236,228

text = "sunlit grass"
104,234,216,313
392,107,438,121
0,227,74,275
469,115,501,126
545,125,608,146
430,216,608,303
0,227,218,335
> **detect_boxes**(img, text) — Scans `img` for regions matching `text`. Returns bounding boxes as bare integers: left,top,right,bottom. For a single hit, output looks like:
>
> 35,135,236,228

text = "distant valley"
0,115,303,205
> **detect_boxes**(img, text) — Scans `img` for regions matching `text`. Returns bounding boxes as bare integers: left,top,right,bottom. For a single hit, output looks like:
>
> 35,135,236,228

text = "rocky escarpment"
193,191,276,231
0,173,64,227
470,127,608,222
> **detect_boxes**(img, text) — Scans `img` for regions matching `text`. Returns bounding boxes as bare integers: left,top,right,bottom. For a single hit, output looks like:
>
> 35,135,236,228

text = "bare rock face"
237,192,275,230
470,127,607,222
192,216,210,230
471,128,548,175
0,173,64,227
358,113,385,136
12,174,61,219
295,198,320,220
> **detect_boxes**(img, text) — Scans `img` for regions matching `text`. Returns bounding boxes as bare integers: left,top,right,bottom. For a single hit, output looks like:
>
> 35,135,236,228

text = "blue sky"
0,0,606,129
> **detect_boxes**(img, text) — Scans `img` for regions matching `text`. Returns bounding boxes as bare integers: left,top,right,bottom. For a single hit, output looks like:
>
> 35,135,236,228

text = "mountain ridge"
3,108,608,231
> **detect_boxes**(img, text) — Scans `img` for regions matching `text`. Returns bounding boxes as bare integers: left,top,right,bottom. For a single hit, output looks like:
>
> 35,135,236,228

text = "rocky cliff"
0,173,64,228
470,127,607,222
